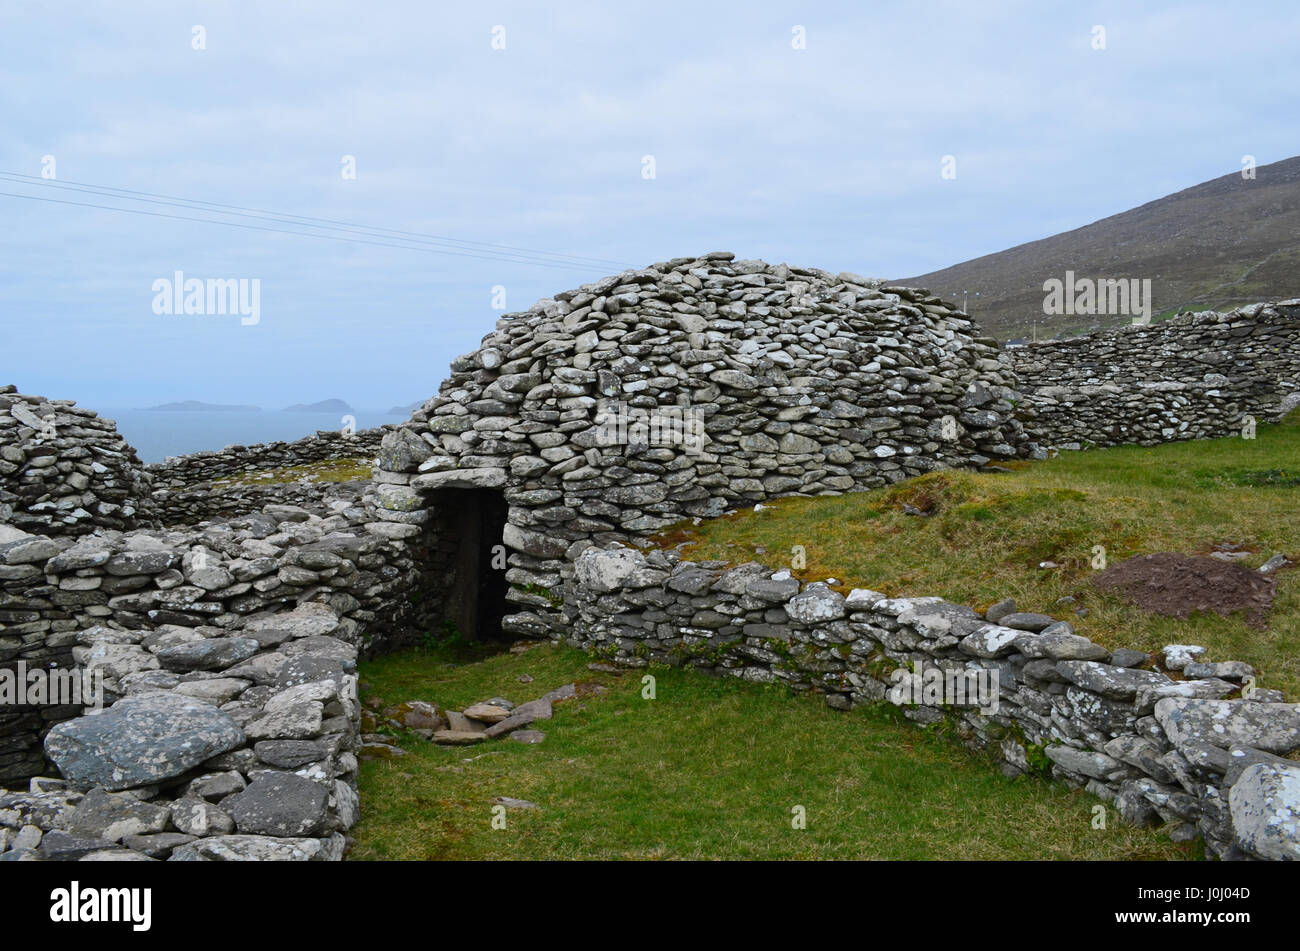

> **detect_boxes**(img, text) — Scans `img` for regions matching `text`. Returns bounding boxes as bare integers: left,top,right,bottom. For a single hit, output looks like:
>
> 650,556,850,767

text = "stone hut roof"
0,385,155,536
375,252,1027,636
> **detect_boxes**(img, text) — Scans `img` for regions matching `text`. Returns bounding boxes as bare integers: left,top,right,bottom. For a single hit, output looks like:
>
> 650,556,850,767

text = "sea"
100,409,410,464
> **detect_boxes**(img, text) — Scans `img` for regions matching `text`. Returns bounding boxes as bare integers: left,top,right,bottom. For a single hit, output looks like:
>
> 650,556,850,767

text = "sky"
1,0,1297,410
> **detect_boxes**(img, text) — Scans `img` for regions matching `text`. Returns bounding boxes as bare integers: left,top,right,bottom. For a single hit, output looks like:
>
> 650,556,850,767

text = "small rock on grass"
493,797,537,809
463,702,511,723
510,730,546,744
1259,554,1289,574
433,730,486,745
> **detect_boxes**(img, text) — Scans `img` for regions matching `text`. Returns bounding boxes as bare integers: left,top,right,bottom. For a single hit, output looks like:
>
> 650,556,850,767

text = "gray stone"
244,701,324,740
120,832,196,859
169,834,326,861
985,598,1016,623
45,694,245,791
1155,698,1300,754
785,586,846,623
1228,762,1300,861
1055,660,1172,701
66,787,171,841
1161,644,1206,671
170,797,236,836
37,830,119,861
156,637,261,672
997,612,1056,632
224,773,329,837
254,739,329,768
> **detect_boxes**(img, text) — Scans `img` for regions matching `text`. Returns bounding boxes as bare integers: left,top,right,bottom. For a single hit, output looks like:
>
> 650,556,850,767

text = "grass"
209,456,373,489
350,642,1191,861
656,412,1300,699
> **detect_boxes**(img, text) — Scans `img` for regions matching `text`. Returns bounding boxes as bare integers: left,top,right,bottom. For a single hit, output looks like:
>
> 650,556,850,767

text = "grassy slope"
209,456,373,489
663,413,1300,698
352,643,1188,860
895,155,1300,340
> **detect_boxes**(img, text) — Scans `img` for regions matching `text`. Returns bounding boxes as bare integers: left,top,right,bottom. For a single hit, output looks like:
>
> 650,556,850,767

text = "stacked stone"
568,544,1300,861
0,386,156,537
147,426,395,526
0,602,360,861
0,481,449,786
1011,300,1300,448
154,477,374,528
373,253,1029,639
149,426,392,489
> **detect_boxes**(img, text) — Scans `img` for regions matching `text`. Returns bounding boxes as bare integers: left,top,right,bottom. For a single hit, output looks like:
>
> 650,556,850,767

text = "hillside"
283,398,354,413
662,411,1300,699
896,156,1300,341
144,400,261,412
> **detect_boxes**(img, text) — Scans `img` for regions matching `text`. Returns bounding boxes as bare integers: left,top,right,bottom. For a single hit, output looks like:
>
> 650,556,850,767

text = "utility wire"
0,174,604,270
0,189,616,272
0,170,638,272
0,171,632,269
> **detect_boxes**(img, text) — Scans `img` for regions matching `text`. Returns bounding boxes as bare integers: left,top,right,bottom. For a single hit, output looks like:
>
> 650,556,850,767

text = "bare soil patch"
1091,552,1276,628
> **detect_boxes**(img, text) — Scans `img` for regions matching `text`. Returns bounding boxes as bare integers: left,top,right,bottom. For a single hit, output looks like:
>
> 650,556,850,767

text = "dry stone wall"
0,602,361,862
0,476,452,792
154,477,373,527
1011,301,1300,448
568,544,1300,861
149,426,394,525
375,253,1031,640
148,426,392,488
0,386,156,537
6,263,1300,861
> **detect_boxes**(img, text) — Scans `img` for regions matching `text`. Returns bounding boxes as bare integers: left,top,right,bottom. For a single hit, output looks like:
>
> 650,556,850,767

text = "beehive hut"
375,252,1029,641
0,385,155,537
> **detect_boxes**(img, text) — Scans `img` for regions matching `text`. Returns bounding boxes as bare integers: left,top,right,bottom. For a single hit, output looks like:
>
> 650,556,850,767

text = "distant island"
144,401,261,412
386,400,423,415
283,399,354,413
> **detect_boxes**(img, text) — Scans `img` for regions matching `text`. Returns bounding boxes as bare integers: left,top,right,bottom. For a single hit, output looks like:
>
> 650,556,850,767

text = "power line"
0,174,608,270
0,170,633,270
0,171,639,272
0,189,616,271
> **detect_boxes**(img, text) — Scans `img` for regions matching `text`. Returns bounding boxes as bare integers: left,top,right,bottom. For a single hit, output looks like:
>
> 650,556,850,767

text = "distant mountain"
283,399,354,413
386,400,423,416
145,400,261,412
895,155,1300,341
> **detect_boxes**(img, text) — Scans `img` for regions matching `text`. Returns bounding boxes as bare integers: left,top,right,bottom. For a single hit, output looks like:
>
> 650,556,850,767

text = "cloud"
1,0,1296,408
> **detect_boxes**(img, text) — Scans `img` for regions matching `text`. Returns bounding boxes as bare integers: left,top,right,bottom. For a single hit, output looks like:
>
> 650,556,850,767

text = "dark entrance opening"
439,488,509,641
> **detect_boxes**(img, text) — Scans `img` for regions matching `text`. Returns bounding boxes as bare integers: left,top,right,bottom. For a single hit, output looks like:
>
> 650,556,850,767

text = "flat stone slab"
1155,698,1300,754
45,694,245,791
484,698,553,738
156,637,260,672
1055,660,1172,701
463,702,512,723
493,797,537,809
574,547,647,593
224,773,328,837
66,787,171,842
1229,761,1300,860
958,624,1021,658
169,834,326,861
785,586,846,623
433,730,487,745
1014,632,1110,661
997,612,1056,632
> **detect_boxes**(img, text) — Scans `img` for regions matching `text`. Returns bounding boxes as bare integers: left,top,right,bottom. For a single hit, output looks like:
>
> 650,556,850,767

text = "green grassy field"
351,642,1190,861
662,412,1300,699
210,456,373,489
350,414,1299,861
